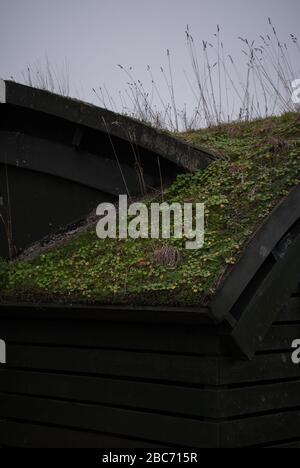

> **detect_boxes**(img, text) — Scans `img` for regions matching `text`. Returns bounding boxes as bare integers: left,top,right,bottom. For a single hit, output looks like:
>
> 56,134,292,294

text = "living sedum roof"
1,112,300,306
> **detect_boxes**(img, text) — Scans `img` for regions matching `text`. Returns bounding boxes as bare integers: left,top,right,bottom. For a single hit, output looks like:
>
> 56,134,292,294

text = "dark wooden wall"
219,288,300,448
0,291,299,447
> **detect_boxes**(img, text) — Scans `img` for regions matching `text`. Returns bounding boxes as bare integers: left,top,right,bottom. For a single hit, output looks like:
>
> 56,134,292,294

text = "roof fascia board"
0,303,212,326
2,80,215,172
231,231,300,359
210,185,300,322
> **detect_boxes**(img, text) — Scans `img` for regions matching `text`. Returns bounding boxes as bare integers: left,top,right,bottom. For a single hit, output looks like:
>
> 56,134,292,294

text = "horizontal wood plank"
0,319,228,355
0,419,162,448
0,368,220,418
222,410,300,447
0,394,219,448
259,324,300,351
221,380,300,417
5,344,220,385
220,353,300,385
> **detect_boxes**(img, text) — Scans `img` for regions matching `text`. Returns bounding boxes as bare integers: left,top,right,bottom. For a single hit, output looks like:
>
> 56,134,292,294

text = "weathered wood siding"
0,292,299,447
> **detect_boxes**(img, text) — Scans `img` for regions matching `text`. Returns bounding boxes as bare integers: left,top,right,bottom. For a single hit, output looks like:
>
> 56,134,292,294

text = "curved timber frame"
211,185,300,358
0,80,216,258
0,80,216,172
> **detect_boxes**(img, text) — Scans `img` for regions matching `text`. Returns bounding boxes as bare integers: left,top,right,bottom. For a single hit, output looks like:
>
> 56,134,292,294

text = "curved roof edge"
210,185,300,322
209,185,300,358
232,228,300,359
0,79,217,172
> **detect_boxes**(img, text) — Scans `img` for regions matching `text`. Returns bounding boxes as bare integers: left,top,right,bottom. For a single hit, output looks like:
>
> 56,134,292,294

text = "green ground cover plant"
1,112,299,305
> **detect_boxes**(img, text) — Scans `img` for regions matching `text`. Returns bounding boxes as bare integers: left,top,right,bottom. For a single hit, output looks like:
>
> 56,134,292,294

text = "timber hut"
0,93,300,448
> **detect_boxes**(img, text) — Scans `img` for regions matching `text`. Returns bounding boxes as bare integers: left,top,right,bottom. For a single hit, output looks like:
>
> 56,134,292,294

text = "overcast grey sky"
0,0,299,122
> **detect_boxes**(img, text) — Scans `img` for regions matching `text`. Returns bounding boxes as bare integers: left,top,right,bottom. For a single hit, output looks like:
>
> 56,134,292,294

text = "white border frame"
0,339,6,364
0,80,6,103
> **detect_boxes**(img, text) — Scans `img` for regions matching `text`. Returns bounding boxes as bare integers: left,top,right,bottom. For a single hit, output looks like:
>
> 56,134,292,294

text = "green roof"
1,113,300,306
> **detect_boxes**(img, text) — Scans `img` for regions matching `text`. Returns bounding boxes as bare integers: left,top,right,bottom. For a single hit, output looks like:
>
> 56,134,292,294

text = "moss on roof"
1,113,300,306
